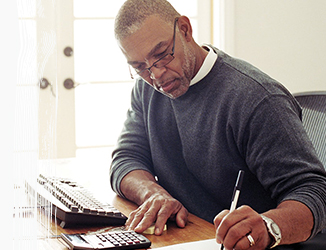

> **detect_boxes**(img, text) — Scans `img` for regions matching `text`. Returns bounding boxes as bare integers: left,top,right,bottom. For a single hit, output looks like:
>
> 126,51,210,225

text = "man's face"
119,15,196,99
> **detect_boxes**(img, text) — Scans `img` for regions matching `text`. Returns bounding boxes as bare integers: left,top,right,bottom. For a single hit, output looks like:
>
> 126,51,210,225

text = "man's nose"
149,66,167,80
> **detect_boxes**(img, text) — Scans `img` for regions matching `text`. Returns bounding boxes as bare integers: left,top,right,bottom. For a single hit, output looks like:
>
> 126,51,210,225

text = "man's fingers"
175,207,188,228
214,209,230,244
128,206,157,232
215,205,270,249
214,209,230,229
125,193,189,235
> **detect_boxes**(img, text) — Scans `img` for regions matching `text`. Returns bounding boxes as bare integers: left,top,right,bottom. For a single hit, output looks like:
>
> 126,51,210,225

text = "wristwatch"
260,215,282,249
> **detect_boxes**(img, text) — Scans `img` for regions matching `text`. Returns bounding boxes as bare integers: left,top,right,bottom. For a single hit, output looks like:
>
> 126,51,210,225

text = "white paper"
153,239,220,250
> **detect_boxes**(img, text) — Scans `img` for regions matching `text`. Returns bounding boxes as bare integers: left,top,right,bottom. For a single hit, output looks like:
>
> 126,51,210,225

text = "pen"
221,170,245,250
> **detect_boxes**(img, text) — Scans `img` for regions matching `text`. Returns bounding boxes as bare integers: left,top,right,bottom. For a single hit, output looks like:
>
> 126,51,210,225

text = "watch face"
260,215,282,248
271,222,281,235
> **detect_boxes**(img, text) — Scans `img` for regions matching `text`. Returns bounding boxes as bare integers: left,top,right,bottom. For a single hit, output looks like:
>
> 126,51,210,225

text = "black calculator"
61,231,151,250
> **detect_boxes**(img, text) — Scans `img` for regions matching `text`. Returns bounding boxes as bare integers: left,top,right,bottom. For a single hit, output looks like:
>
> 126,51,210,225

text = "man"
110,0,326,249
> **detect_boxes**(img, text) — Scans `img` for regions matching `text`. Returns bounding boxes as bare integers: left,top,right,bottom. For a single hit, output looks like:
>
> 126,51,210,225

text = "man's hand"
126,191,188,235
214,201,313,250
214,205,271,250
120,170,188,235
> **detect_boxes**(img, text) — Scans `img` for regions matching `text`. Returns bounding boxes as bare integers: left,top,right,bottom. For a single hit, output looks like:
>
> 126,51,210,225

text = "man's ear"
177,16,193,42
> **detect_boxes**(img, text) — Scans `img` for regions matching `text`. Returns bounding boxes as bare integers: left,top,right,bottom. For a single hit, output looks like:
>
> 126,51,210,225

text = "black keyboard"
25,174,127,228
61,230,151,250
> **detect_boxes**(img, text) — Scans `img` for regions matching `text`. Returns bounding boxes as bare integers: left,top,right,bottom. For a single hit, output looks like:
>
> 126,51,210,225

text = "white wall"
220,0,326,94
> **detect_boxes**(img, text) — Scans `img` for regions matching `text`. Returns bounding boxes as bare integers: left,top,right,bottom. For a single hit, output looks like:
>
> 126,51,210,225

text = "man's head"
115,0,203,99
115,0,180,42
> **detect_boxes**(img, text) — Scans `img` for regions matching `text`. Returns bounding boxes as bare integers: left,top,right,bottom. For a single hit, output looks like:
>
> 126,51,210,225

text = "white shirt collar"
190,44,218,86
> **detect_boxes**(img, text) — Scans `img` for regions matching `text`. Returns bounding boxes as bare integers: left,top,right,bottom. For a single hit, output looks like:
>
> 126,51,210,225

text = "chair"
293,91,326,170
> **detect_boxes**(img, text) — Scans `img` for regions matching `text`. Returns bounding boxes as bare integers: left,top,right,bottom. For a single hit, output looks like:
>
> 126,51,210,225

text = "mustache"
156,77,179,87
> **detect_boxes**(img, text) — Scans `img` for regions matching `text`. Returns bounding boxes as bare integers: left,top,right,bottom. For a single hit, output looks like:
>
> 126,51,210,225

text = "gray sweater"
110,48,326,237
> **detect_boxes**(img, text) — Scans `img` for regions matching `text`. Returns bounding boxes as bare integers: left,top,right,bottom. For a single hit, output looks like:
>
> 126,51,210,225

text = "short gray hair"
115,0,180,41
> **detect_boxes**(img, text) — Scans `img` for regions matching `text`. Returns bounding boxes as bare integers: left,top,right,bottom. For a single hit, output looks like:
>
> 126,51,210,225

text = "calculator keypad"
96,231,147,246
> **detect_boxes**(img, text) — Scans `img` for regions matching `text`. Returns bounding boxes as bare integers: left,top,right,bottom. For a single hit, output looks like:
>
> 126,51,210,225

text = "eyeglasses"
129,17,179,80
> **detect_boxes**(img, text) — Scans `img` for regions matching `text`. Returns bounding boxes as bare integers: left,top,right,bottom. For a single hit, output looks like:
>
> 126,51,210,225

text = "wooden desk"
32,195,216,249
113,196,216,248
14,185,325,250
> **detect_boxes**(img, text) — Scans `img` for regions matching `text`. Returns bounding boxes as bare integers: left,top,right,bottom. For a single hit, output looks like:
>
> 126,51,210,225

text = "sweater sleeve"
110,81,155,198
242,94,326,237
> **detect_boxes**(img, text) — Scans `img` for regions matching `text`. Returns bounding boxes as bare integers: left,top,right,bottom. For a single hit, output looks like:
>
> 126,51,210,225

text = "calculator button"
111,241,120,246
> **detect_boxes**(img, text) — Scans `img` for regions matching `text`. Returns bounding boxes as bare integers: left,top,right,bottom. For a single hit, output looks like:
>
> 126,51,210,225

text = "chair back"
293,91,326,170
